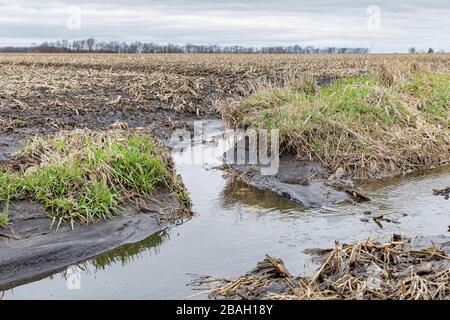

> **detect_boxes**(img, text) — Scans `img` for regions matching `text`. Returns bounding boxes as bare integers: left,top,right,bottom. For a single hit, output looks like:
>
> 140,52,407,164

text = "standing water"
2,120,449,299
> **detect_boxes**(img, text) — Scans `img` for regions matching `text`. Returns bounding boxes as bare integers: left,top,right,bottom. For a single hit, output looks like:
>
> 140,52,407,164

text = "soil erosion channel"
1,120,449,299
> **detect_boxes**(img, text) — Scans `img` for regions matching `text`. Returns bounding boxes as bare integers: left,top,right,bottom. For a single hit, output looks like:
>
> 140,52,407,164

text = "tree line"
0,38,370,54
408,47,443,54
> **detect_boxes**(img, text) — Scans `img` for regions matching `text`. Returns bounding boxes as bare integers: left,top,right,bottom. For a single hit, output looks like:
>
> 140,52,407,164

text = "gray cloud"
0,0,449,52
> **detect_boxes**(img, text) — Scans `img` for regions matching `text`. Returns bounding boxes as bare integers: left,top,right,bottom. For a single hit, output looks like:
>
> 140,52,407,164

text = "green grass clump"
220,67,449,179
0,129,191,227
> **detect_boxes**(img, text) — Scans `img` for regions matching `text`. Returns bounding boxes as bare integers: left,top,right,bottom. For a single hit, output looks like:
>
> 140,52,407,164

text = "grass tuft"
0,129,191,227
201,236,450,300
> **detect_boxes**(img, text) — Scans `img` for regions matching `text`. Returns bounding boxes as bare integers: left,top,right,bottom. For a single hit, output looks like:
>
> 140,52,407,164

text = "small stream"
2,120,449,299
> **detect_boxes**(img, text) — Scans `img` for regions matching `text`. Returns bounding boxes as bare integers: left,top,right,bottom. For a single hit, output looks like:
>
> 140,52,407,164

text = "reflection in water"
92,230,170,270
221,180,304,213
2,120,449,299
55,229,170,276
58,230,169,281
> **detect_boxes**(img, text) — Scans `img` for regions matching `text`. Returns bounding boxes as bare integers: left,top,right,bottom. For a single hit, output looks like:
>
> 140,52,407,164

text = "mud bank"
1,125,449,299
220,68,450,180
175,119,369,209
225,156,370,208
0,191,186,290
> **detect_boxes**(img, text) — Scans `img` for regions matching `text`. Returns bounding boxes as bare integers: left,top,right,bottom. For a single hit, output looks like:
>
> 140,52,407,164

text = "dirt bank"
0,192,184,290
224,156,370,208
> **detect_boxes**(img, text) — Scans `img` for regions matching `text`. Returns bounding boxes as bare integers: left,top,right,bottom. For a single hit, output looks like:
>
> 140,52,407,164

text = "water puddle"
2,120,449,299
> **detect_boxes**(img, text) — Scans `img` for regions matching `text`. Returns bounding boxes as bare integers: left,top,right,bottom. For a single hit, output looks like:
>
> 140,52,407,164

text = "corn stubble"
1,53,449,121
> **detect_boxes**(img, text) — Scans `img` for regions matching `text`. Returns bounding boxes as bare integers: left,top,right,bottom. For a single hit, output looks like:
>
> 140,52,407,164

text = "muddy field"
0,53,449,299
1,54,449,137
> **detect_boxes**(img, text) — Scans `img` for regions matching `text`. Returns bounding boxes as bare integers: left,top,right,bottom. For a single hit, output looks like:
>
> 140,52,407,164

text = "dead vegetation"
1,54,449,128
197,236,450,300
433,187,450,199
219,60,450,179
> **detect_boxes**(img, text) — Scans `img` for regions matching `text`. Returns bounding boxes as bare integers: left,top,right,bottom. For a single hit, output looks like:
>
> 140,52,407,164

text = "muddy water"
2,120,449,299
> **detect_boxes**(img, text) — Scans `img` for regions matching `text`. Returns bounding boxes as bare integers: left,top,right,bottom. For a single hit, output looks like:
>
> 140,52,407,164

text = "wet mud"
0,124,190,290
0,191,185,290
226,156,370,209
199,235,450,300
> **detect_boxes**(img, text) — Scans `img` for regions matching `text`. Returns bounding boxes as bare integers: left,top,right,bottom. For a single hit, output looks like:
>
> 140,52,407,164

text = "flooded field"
2,120,449,300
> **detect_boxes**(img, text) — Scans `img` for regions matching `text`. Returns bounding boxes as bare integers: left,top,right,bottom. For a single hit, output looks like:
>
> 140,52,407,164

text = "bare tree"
86,38,95,52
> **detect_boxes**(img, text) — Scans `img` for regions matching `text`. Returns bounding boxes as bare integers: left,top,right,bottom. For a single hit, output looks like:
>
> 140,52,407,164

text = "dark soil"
0,55,381,291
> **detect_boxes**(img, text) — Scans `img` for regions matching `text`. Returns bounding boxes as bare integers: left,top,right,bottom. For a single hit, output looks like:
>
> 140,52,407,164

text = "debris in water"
433,187,450,200
195,236,450,300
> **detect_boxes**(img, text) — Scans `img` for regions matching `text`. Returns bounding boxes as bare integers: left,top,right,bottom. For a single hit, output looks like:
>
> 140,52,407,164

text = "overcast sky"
0,0,449,52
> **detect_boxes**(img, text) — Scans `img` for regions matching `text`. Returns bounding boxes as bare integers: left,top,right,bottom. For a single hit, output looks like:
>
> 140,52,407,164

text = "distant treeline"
0,38,370,54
